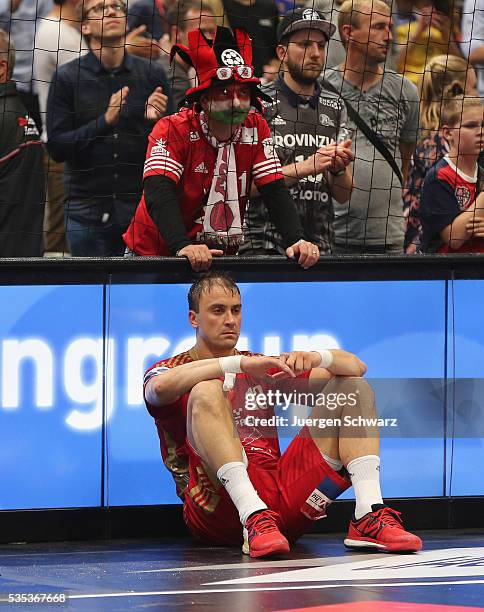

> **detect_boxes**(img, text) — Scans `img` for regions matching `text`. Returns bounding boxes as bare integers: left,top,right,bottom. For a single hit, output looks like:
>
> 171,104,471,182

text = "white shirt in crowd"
33,15,88,139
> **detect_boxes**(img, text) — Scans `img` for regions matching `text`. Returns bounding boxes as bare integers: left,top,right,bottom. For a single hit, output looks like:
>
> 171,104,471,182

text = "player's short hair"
188,272,240,312
338,0,390,48
440,95,482,128
0,28,15,79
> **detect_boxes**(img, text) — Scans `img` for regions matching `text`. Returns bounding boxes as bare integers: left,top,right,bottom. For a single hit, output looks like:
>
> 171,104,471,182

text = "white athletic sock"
321,452,343,472
216,461,267,525
347,455,384,520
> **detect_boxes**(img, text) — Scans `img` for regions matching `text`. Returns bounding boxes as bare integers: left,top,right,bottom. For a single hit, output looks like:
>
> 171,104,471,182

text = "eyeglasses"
461,121,484,130
85,1,127,16
216,65,254,80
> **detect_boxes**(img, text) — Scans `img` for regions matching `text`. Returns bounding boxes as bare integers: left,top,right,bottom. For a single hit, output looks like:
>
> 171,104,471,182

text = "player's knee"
189,379,225,415
348,376,373,395
345,376,375,414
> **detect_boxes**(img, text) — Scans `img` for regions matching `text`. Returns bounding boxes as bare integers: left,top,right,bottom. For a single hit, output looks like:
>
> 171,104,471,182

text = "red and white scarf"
199,111,244,247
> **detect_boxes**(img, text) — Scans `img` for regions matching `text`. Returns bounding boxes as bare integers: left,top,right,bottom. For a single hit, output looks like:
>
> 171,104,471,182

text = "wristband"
316,350,333,369
218,355,243,374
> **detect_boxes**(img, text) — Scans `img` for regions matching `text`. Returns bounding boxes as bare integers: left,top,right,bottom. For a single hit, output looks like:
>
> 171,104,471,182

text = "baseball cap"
277,7,336,43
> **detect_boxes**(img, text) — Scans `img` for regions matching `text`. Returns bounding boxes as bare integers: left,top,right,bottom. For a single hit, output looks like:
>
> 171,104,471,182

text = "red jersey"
124,108,283,255
143,350,313,497
420,156,484,253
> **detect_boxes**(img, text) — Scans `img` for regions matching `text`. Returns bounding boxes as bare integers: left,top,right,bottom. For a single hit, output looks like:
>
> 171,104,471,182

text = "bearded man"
123,26,321,270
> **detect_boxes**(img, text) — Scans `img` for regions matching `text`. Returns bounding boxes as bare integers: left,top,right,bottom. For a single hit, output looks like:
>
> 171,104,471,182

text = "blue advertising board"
0,279,479,510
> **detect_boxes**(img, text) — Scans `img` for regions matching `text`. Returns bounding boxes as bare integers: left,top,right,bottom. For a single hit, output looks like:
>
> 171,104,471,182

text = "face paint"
206,83,251,125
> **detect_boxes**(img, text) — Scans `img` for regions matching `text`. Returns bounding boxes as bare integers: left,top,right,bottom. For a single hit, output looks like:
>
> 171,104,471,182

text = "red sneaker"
243,510,290,558
344,504,423,553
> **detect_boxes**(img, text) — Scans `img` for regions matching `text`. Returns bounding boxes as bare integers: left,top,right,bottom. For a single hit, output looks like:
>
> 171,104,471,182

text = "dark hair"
165,0,213,32
188,272,240,312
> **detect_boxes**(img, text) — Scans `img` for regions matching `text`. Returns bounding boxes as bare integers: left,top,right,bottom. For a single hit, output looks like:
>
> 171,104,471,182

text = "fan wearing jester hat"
123,26,321,271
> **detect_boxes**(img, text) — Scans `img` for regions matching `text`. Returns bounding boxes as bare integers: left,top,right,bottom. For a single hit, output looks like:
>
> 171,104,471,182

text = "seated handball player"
143,272,423,558
123,26,321,271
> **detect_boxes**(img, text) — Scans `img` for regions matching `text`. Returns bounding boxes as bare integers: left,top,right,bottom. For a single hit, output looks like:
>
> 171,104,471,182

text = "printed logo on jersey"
319,97,341,110
18,115,39,137
151,137,170,156
272,115,287,126
274,133,332,148
262,137,276,159
302,8,321,20
240,126,258,144
221,49,244,67
189,131,200,141
455,185,473,210
194,162,208,174
337,127,351,144
319,113,335,127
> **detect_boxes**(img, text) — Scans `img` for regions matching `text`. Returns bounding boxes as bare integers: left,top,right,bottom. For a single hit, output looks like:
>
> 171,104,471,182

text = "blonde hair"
440,95,482,129
419,55,474,137
338,0,390,48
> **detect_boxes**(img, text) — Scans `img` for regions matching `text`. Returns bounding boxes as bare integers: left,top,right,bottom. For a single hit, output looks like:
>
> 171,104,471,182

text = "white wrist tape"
218,355,243,374
316,350,333,369
218,356,243,392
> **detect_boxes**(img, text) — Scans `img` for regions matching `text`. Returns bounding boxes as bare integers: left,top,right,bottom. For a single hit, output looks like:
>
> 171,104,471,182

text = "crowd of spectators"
0,0,483,259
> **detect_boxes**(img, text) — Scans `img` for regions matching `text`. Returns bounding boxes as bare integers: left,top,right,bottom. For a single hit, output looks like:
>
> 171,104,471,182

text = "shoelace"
248,510,280,535
375,507,404,530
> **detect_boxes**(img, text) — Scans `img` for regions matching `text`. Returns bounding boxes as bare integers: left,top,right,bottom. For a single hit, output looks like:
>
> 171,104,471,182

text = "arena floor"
0,530,483,611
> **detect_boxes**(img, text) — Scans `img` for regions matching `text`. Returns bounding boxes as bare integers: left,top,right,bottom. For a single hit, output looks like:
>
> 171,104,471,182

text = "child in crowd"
403,55,477,252
420,96,484,252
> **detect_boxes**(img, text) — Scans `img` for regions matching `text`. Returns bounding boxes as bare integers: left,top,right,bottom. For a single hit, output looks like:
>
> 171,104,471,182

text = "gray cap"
277,8,336,43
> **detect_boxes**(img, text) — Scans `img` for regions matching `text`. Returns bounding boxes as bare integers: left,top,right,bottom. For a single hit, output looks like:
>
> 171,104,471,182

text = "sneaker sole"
344,538,386,550
249,542,290,559
344,537,422,553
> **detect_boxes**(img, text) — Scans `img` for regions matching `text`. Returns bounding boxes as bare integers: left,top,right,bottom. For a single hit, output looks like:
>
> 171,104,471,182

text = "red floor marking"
277,602,484,612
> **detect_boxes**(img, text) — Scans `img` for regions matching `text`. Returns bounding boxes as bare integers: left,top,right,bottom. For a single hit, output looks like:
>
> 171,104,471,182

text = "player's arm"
145,359,229,407
145,355,296,407
279,350,367,379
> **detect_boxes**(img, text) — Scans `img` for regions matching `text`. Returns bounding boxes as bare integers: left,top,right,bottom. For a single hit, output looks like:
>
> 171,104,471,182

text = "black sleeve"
258,179,304,247
144,175,191,254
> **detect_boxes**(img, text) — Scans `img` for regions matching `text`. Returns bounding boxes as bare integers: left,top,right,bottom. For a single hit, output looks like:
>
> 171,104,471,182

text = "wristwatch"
329,168,346,177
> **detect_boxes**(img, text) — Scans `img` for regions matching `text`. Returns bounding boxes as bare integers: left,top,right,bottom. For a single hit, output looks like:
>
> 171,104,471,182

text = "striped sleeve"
143,365,170,387
143,117,185,184
252,115,284,187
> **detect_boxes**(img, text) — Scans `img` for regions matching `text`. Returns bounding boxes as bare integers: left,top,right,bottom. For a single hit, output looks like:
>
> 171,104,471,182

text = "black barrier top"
0,254,483,285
